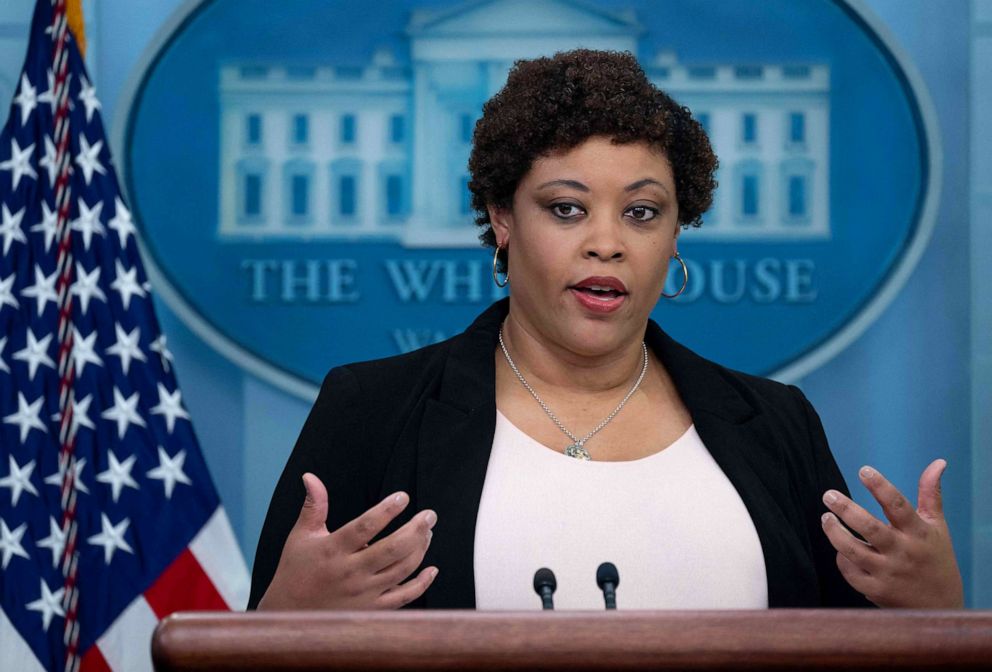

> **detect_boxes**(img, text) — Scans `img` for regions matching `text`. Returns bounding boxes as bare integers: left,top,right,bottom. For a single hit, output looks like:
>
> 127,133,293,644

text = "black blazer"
248,299,871,609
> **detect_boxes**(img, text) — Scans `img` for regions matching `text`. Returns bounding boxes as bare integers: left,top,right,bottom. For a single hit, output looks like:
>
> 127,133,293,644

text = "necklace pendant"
564,443,592,461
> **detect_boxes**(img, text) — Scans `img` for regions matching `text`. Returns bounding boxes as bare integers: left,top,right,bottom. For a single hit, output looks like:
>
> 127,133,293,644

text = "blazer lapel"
648,324,818,607
416,301,507,608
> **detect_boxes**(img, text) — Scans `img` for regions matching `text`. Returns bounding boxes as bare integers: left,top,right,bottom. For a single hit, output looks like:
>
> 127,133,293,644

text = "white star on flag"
12,328,55,381
36,517,66,569
38,135,57,184
110,259,147,309
147,446,192,498
101,388,146,439
78,76,101,122
0,137,37,190
0,273,19,312
106,323,146,375
150,334,174,373
12,73,37,125
0,455,39,505
150,383,190,434
70,197,105,250
70,263,108,313
2,392,47,444
70,393,97,435
0,518,30,569
108,196,136,247
75,134,106,185
96,451,140,503
0,337,9,374
44,455,89,495
87,513,134,564
20,265,59,316
35,68,60,115
71,327,104,376
26,579,66,632
0,202,27,255
30,200,58,252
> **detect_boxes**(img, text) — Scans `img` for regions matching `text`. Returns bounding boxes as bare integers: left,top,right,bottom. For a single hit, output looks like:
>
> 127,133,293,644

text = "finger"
822,489,895,551
835,552,879,602
333,491,410,552
858,466,924,533
372,527,433,588
916,458,947,522
821,512,882,573
376,566,439,610
361,509,437,574
294,473,330,534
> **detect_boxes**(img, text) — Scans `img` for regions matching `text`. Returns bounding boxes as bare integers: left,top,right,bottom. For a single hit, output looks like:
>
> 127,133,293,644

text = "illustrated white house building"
217,0,830,244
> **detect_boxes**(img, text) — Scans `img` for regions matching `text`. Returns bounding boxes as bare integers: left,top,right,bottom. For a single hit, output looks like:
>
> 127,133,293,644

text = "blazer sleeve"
791,386,875,608
247,366,370,610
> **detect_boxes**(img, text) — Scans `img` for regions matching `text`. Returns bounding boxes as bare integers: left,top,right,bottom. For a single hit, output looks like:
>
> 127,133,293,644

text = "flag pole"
49,0,81,669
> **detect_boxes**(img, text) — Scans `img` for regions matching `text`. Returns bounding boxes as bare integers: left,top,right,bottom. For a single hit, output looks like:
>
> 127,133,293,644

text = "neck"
499,308,647,396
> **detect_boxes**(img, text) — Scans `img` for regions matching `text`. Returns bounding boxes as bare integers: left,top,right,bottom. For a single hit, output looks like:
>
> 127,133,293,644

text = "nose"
582,215,625,262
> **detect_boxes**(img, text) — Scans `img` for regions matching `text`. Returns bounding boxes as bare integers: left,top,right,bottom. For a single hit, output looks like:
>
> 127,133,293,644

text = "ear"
488,205,513,247
672,222,682,255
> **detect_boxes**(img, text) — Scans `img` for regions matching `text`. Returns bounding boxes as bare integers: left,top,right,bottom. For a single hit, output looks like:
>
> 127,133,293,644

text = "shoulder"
316,298,507,412
314,336,458,430
648,321,811,430
328,337,454,397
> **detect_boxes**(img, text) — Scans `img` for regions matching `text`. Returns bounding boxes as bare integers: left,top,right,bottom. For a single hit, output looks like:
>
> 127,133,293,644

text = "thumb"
295,472,329,533
917,458,946,522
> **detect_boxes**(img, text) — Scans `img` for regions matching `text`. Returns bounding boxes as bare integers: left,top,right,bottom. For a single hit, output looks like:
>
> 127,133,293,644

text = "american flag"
0,2,249,670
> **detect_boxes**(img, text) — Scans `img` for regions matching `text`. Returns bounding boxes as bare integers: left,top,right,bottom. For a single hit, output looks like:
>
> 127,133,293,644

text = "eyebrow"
625,178,670,196
535,178,670,196
536,179,589,192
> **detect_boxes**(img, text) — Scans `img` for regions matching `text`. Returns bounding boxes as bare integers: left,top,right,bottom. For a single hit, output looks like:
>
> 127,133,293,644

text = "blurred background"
1,0,987,607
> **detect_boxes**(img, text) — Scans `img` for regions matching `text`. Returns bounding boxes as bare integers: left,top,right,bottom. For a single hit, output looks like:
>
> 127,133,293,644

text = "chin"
564,321,631,355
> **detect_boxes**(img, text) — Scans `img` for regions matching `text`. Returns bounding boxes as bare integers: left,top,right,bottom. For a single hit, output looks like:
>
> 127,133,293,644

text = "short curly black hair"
468,49,718,270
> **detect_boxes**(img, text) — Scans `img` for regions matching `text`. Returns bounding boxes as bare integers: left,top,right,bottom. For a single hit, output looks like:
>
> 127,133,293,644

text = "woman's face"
490,135,680,357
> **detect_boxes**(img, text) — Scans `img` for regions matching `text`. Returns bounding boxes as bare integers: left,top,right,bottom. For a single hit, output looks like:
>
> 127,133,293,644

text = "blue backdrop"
0,0,987,607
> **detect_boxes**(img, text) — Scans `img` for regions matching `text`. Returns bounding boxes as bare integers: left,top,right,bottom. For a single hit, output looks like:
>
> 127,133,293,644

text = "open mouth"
569,277,629,312
572,286,626,301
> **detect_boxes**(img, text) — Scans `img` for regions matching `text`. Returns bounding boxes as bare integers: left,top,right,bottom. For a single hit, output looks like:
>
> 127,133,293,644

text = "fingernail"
425,510,438,527
823,490,838,505
860,466,875,480
391,492,408,507
821,512,832,525
430,568,439,580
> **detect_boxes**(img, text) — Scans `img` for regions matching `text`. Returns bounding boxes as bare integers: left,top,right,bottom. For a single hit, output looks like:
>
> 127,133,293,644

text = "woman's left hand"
820,459,963,608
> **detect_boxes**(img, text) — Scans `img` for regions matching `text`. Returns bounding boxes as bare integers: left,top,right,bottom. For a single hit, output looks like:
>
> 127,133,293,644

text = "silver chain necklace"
498,324,649,461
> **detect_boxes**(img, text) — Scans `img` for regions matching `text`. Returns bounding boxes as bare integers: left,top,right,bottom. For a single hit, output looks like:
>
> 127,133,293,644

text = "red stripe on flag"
80,643,112,672
144,548,228,619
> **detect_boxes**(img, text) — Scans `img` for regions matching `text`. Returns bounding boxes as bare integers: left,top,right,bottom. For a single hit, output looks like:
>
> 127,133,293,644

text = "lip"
571,276,628,293
568,276,629,314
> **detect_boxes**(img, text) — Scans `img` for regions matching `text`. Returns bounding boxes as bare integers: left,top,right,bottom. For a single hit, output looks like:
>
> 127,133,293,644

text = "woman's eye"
550,203,583,219
626,205,659,222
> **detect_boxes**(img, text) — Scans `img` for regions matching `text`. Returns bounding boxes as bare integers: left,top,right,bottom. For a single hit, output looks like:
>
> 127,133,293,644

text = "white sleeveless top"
473,411,768,610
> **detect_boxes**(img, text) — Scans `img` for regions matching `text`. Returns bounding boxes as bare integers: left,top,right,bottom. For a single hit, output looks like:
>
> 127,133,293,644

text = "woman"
249,50,962,611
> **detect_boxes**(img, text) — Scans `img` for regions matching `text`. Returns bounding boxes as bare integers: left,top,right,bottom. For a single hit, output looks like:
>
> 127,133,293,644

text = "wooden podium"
151,610,992,671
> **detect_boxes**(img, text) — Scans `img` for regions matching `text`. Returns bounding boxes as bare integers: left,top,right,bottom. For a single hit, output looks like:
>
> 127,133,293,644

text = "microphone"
533,568,557,610
596,562,619,610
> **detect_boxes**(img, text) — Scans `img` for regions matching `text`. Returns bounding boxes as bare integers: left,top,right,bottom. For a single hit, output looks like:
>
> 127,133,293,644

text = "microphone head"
533,567,557,593
596,562,619,588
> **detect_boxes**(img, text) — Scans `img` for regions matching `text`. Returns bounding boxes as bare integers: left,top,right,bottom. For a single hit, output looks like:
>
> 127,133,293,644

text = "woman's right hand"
257,472,439,610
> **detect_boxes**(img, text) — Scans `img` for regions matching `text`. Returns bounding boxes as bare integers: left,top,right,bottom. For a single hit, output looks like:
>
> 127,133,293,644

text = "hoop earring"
492,246,509,288
662,252,688,299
